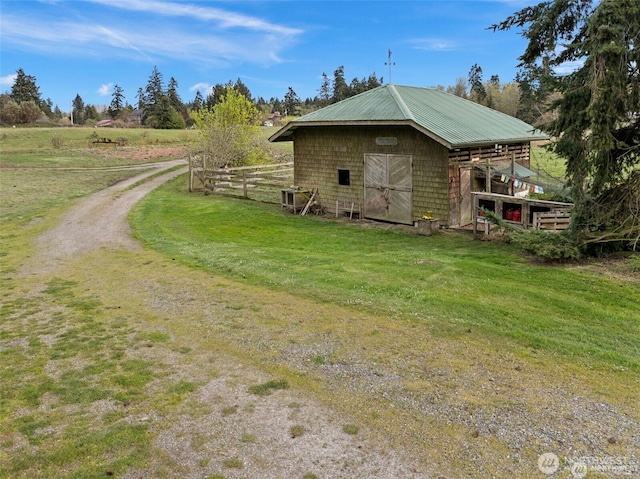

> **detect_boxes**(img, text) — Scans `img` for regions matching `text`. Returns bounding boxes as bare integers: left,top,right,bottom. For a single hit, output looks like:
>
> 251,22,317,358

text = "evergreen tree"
72,94,85,125
493,0,640,250
84,104,100,123
332,66,349,103
136,87,146,110
318,72,331,107
283,87,301,116
167,76,184,114
53,105,63,120
143,66,165,124
366,73,383,90
42,98,54,118
147,95,185,129
468,64,487,105
234,78,253,102
205,83,228,109
109,84,126,119
192,90,204,111
10,68,42,106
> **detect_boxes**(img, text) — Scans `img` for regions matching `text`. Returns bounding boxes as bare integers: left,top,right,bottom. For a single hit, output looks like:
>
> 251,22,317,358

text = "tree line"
1,63,546,129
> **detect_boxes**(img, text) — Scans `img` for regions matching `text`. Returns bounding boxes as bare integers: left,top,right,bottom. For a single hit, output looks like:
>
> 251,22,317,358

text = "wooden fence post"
243,172,248,198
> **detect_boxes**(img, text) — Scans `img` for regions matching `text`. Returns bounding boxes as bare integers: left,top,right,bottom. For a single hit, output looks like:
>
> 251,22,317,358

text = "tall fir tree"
10,69,43,107
109,84,126,119
493,0,640,250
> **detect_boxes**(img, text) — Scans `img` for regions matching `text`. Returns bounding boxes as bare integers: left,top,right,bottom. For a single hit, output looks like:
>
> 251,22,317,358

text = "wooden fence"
189,154,294,203
533,210,572,231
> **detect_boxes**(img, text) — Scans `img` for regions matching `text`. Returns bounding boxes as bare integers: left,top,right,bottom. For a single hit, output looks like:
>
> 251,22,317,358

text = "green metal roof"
269,84,548,149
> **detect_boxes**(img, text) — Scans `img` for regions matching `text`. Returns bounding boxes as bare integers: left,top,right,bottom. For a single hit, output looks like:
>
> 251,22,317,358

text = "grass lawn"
131,177,640,373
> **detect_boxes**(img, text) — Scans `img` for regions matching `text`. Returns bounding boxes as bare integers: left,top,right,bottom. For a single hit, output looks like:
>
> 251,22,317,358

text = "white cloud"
190,83,213,96
86,0,302,36
409,38,459,52
0,12,297,66
1,73,17,86
97,83,113,96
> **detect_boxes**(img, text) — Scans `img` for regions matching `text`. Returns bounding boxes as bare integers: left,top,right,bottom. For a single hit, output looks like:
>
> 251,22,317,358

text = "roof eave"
450,135,549,149
268,119,453,148
269,119,549,149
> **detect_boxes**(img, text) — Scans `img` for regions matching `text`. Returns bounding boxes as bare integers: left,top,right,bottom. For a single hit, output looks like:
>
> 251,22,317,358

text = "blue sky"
1,0,539,112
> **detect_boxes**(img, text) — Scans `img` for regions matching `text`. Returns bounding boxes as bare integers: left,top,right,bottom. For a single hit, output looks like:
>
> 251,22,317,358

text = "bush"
508,229,581,261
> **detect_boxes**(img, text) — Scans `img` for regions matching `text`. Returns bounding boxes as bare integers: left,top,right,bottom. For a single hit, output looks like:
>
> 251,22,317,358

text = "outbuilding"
269,84,548,227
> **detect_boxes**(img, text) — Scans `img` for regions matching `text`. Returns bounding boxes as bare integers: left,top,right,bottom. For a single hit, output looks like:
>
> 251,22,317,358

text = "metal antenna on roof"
385,49,395,84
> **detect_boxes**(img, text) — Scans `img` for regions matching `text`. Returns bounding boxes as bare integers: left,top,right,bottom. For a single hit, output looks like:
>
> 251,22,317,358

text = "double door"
364,154,413,224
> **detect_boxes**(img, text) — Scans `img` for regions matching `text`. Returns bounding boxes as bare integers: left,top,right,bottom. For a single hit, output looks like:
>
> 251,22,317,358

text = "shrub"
508,229,581,261
50,133,64,149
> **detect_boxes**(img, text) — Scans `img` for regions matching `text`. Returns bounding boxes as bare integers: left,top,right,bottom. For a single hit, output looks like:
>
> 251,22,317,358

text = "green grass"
0,277,158,478
530,144,567,179
248,379,290,396
131,178,640,372
0,169,149,224
0,127,197,160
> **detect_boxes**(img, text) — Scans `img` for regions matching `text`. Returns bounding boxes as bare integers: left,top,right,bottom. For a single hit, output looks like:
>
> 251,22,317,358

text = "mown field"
1,127,638,479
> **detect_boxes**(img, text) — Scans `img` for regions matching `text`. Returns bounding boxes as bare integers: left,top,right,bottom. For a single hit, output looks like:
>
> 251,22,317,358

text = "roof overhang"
268,120,548,150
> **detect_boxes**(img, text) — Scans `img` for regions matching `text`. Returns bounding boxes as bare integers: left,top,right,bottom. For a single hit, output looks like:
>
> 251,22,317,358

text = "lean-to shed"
269,84,548,226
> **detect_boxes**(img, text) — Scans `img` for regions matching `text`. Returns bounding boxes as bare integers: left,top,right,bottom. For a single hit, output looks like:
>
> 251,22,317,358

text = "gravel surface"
16,160,640,478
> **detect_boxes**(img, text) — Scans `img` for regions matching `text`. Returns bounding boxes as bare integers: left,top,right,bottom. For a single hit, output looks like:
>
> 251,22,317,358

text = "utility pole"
385,49,396,84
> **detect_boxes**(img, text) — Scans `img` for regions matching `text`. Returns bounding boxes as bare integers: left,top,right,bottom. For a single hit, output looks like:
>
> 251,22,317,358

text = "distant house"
129,109,144,125
96,119,113,127
269,84,548,226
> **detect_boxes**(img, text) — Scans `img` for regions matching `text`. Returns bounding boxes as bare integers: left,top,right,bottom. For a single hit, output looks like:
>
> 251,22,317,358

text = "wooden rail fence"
533,210,572,231
189,155,294,203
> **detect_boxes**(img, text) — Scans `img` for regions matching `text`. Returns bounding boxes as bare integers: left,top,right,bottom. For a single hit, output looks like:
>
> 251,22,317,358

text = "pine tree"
109,85,126,119
143,66,165,124
332,66,349,103
10,69,42,106
283,87,301,116
72,94,85,125
468,64,487,105
493,0,640,250
167,77,184,114
318,72,331,107
192,90,204,111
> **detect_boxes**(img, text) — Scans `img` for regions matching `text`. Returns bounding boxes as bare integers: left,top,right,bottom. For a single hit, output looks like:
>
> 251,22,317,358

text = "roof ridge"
387,84,415,121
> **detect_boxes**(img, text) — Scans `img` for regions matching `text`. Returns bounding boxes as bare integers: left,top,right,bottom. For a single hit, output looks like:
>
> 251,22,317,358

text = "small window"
338,169,350,186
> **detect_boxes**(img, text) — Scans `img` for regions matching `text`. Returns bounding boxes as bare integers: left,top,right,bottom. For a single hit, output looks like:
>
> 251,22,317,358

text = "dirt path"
16,161,426,478
21,160,186,276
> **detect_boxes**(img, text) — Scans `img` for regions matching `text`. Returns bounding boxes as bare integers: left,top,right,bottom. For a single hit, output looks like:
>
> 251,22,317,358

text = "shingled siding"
292,126,450,223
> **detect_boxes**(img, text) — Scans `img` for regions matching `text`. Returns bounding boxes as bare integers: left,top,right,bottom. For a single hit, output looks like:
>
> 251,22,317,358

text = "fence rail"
533,210,572,231
189,155,294,203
